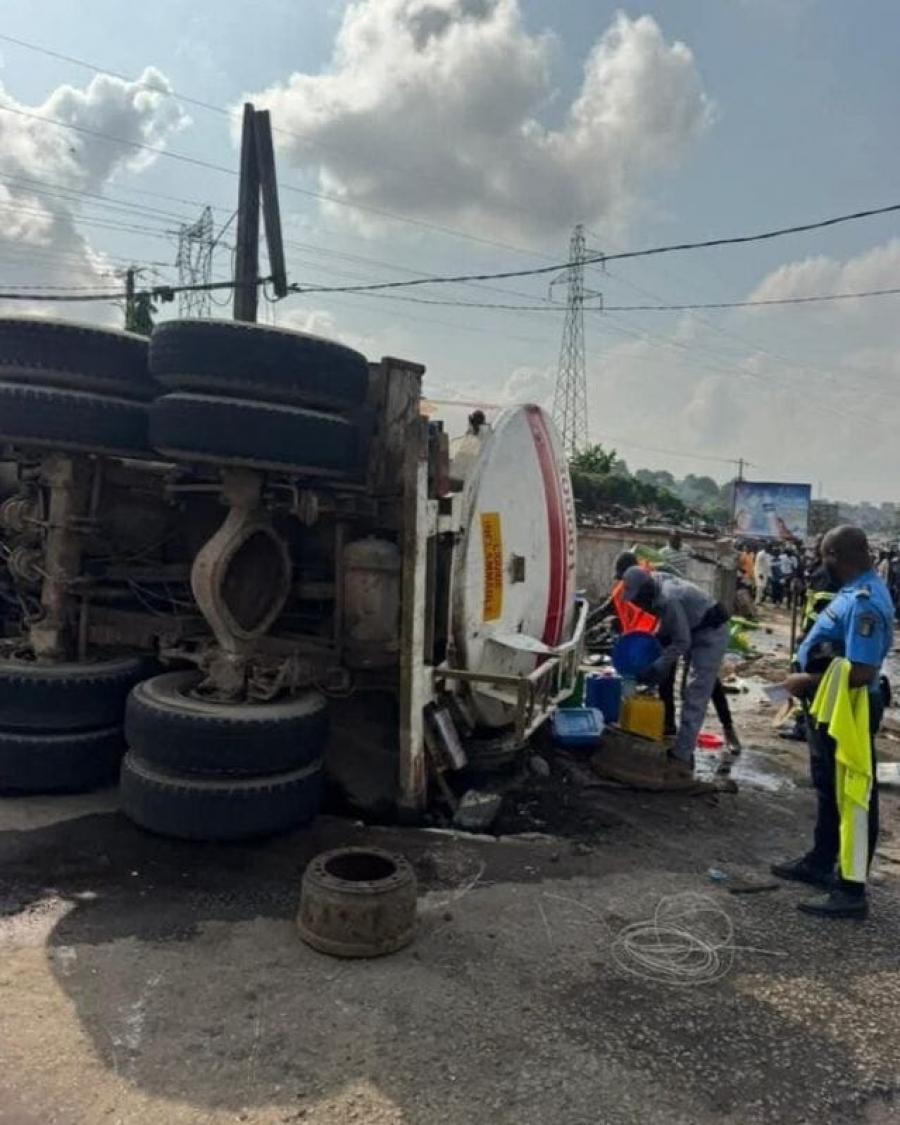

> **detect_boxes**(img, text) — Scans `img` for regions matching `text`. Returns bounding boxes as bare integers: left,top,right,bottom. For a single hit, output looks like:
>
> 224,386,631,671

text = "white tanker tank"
425,404,586,746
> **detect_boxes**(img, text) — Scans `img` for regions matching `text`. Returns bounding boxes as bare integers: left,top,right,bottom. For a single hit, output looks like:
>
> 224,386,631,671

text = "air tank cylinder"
342,537,401,668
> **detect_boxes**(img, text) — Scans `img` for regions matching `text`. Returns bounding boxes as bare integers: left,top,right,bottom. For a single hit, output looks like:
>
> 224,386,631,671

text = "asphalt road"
1,745,899,1125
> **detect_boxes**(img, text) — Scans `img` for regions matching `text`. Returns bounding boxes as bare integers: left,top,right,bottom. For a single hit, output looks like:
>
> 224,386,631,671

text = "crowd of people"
737,541,804,608
737,539,900,621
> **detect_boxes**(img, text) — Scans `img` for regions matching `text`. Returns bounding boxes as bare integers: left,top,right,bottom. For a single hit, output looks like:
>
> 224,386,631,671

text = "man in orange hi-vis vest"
609,551,657,633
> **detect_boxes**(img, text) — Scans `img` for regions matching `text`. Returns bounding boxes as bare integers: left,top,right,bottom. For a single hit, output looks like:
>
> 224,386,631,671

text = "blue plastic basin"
611,630,662,677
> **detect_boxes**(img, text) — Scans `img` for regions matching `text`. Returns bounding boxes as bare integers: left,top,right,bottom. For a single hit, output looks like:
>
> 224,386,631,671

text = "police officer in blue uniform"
772,525,893,918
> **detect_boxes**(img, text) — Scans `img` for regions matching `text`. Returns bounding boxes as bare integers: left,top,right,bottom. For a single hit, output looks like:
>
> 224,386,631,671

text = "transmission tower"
175,206,215,317
550,224,602,458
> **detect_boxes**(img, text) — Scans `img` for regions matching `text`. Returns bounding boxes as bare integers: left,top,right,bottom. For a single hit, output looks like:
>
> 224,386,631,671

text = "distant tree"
570,444,620,475
635,468,676,489
609,456,630,479
680,474,720,504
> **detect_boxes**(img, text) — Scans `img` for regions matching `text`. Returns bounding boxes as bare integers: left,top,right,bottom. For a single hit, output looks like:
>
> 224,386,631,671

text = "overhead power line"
0,96,543,254
0,189,896,307
597,287,900,312
0,30,561,260
1,277,899,311
0,168,552,313
328,285,900,312
0,278,248,302
284,202,900,294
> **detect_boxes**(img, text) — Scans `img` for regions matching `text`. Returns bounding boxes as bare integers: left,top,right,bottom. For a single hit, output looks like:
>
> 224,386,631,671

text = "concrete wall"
576,527,732,606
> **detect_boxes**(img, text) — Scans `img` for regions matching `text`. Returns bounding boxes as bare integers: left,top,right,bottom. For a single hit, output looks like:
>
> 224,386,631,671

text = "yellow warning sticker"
481,512,503,621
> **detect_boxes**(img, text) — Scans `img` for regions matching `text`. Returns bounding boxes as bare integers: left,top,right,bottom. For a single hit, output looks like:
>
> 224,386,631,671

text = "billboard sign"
732,481,811,540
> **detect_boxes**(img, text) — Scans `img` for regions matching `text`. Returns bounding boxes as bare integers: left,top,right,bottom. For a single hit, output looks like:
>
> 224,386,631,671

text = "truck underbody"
0,317,584,837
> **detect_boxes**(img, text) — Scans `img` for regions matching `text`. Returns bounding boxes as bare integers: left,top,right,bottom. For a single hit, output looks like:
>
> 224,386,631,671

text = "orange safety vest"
610,579,658,634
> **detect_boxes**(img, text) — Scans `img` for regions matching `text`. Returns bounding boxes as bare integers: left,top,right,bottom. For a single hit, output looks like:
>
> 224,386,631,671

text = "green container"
558,671,585,709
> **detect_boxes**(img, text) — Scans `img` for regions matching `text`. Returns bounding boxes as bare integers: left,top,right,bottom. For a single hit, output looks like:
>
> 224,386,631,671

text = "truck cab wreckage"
0,317,586,838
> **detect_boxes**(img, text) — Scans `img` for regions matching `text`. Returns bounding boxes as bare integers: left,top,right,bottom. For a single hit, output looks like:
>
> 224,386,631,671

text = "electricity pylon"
550,224,602,458
175,206,215,317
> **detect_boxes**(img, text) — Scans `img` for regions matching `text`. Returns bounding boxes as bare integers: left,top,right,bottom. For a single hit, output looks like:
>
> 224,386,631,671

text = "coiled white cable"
611,893,742,986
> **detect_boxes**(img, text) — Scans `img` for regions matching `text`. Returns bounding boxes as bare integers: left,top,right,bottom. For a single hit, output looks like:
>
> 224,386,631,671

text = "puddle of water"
694,749,794,792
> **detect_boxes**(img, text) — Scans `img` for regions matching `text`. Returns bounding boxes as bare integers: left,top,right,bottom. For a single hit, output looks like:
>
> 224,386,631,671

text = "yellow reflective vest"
809,658,873,884
801,586,835,635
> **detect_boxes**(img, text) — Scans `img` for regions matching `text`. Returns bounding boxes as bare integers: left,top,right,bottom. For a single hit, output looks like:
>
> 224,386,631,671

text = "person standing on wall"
658,531,692,578
771,526,893,918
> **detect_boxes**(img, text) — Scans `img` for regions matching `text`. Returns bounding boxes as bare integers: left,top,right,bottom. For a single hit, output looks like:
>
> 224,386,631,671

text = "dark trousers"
806,698,881,894
660,661,733,735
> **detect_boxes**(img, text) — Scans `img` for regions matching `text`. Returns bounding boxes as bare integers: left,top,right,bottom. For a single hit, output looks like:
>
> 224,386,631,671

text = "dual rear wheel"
0,317,362,836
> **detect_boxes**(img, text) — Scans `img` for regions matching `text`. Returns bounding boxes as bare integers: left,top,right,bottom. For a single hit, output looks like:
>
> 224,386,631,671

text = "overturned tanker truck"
0,317,586,839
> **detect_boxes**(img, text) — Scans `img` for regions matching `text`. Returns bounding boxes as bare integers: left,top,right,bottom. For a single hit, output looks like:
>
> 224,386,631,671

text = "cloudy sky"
0,0,897,500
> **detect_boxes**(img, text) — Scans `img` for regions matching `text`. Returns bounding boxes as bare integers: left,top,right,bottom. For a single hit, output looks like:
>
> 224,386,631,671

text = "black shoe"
797,889,868,919
770,855,834,889
723,726,742,755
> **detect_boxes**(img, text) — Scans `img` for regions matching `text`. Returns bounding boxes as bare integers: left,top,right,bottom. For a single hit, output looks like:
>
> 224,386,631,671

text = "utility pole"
233,103,288,323
729,456,753,482
254,110,288,300
125,267,135,328
122,266,154,336
233,104,260,323
550,224,602,459
729,457,754,532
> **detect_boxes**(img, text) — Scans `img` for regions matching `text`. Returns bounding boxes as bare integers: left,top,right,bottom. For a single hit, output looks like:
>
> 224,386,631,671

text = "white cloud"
748,238,900,306
245,2,713,240
278,304,415,361
577,298,900,502
498,364,554,406
0,69,188,317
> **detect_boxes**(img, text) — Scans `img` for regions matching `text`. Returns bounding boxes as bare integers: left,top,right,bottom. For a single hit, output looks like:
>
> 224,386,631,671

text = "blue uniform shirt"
797,569,894,690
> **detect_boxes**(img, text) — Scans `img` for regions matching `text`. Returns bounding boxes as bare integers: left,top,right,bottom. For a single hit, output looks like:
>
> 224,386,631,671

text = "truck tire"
125,671,329,777
0,725,124,793
149,320,368,410
120,751,323,841
0,381,150,457
0,655,147,731
149,392,361,477
0,317,153,400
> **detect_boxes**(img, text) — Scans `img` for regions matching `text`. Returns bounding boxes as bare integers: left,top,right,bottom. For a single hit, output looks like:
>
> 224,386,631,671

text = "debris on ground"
877,762,900,787
528,754,551,779
452,788,505,832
